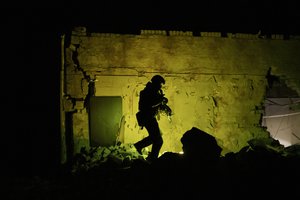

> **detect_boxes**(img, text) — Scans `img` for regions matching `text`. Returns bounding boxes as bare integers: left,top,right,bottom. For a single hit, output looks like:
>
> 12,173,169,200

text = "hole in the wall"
262,73,300,147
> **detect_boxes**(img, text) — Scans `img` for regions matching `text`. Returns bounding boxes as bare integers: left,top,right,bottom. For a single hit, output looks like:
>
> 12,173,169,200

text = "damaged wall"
61,27,300,163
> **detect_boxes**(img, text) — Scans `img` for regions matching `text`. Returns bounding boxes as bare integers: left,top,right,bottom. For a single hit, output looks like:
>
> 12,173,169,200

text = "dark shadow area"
5,9,64,179
4,127,300,199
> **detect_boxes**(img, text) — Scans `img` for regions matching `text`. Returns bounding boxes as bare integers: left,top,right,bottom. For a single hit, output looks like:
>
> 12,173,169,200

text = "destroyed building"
60,27,300,164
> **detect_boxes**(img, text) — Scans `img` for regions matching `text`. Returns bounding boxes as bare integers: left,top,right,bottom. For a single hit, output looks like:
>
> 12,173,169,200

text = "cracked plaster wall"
61,29,300,160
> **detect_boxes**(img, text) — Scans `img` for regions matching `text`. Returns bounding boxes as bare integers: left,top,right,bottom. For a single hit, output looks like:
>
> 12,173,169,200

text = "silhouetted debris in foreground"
4,130,300,199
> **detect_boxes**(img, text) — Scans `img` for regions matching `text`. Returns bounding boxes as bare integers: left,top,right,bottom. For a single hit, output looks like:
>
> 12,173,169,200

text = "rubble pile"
5,137,300,199
71,143,148,174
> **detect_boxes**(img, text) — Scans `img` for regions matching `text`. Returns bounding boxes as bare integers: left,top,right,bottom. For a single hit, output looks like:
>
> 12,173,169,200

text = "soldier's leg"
134,136,152,154
146,119,163,160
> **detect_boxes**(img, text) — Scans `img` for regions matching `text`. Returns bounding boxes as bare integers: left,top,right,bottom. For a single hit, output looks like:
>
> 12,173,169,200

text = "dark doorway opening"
89,96,122,147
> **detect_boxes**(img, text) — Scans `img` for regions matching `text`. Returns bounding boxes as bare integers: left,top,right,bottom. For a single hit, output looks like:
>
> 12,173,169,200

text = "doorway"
89,96,122,147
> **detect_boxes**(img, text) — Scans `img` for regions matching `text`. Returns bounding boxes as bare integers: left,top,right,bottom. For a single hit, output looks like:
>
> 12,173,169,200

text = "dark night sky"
4,1,300,177
29,1,300,34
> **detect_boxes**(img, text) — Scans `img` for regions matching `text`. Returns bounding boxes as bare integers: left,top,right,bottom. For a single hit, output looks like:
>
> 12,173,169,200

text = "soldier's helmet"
151,75,165,85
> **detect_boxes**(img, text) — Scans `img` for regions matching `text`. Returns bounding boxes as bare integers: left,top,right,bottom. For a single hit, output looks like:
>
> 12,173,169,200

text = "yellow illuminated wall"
92,74,267,154
61,28,300,162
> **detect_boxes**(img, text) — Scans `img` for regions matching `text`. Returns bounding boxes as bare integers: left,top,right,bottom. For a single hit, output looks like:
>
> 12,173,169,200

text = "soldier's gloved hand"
162,97,168,104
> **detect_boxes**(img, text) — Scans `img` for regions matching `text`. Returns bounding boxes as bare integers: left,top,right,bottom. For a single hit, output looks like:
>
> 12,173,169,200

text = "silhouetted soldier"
134,75,172,163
